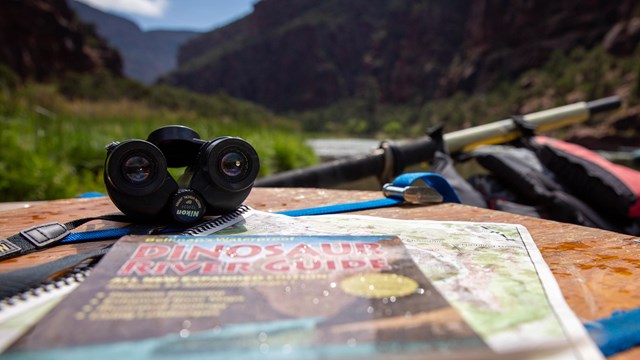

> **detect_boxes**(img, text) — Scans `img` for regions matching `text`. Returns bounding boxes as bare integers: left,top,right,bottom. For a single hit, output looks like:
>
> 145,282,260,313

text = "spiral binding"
181,205,253,236
0,268,91,311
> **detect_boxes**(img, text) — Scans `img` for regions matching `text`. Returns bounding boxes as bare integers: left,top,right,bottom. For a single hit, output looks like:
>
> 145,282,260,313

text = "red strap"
536,136,640,217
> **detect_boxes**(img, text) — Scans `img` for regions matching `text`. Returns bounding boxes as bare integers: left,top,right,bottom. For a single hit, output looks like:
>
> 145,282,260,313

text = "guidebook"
212,209,605,359
5,234,493,359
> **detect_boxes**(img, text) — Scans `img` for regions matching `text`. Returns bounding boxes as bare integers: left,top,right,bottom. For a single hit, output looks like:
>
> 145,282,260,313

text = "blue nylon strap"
61,227,135,244
585,308,640,356
278,172,460,217
392,172,461,203
0,215,133,262
277,197,402,217
60,225,185,244
47,173,459,240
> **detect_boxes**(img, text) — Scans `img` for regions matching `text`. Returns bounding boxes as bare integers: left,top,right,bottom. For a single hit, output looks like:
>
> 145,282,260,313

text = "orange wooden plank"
1,188,638,358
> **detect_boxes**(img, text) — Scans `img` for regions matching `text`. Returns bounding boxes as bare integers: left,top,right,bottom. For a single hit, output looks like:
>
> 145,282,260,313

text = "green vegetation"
2,45,636,201
0,71,317,201
293,46,639,139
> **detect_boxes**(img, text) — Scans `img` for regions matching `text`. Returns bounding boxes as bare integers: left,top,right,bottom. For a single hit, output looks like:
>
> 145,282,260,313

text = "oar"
256,96,621,188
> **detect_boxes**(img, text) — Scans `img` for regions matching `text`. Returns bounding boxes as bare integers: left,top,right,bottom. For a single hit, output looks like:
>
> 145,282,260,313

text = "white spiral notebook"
0,271,88,351
0,205,254,352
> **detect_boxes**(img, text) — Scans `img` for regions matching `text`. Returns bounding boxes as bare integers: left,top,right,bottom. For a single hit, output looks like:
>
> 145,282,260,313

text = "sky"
74,0,257,32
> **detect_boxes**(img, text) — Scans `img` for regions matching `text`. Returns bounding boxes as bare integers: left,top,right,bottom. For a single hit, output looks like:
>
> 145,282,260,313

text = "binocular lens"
220,152,247,178
123,155,153,183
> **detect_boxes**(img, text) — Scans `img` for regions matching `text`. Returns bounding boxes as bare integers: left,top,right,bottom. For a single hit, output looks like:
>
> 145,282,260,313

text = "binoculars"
104,125,259,224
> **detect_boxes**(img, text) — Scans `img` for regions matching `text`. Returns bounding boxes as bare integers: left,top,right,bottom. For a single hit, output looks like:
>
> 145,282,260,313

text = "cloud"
74,0,169,18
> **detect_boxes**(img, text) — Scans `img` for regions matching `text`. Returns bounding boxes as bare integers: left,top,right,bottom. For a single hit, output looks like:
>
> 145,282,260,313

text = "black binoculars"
104,125,259,224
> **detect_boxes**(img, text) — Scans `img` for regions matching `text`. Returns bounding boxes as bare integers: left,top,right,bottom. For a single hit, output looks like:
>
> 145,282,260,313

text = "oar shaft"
256,96,621,188
445,96,620,153
256,151,387,188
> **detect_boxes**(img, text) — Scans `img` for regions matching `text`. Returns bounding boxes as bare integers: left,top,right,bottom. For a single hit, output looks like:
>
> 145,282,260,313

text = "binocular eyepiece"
104,125,259,224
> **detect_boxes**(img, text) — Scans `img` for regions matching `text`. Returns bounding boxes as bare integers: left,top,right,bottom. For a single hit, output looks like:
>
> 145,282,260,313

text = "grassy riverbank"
0,71,317,201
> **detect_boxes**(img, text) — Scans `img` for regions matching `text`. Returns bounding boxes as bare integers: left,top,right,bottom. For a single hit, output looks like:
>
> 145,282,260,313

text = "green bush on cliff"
293,45,638,138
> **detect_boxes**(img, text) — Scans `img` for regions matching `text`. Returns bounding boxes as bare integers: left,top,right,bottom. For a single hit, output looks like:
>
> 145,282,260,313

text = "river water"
306,138,380,160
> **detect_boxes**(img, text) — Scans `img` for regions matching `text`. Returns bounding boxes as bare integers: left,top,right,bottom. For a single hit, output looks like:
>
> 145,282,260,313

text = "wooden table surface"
1,187,639,359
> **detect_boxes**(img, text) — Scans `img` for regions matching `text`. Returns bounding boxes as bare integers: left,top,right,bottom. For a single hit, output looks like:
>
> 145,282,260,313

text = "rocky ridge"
68,0,199,84
166,0,640,112
0,0,121,81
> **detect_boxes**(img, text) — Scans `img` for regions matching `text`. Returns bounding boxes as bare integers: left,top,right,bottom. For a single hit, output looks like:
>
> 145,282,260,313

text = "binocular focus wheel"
147,125,201,145
147,126,202,168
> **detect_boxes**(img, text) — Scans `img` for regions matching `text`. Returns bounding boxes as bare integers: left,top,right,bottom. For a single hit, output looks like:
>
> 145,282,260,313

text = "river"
305,138,380,160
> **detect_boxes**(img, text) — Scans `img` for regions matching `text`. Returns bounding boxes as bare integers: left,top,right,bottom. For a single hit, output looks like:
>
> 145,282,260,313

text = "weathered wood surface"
1,188,639,359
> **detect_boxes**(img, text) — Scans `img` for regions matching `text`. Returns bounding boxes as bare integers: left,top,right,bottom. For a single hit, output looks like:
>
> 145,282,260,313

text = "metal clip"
382,183,443,204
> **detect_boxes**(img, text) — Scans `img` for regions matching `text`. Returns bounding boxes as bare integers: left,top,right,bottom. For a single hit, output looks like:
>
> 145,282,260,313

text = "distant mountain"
0,0,121,81
68,0,200,84
163,0,640,111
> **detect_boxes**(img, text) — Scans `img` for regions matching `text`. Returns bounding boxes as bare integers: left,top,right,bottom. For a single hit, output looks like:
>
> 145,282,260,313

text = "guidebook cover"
6,235,492,359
